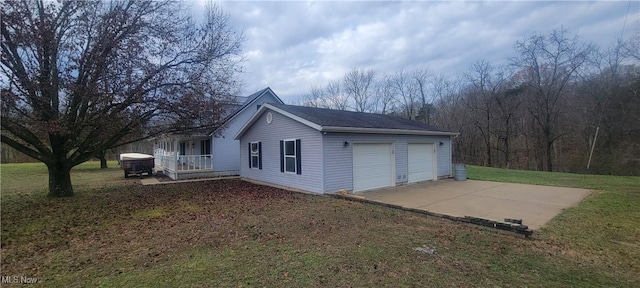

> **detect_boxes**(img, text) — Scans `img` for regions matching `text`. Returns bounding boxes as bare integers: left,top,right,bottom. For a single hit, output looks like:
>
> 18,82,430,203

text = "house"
234,103,458,194
153,88,283,180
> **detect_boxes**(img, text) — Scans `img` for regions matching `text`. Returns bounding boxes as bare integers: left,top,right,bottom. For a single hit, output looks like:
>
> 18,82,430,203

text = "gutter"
320,126,460,136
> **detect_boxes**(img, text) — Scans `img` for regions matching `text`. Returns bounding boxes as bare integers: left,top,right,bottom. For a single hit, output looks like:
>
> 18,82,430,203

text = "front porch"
155,153,219,180
153,135,219,180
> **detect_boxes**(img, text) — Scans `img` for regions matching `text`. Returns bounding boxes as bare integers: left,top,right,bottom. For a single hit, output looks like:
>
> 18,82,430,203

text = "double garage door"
353,143,435,192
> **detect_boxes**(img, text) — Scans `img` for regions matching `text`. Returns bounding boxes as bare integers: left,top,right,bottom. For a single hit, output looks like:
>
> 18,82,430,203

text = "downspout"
451,134,458,176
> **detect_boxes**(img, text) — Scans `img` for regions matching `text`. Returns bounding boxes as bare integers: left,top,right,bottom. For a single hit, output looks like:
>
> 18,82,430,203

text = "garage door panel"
408,143,434,183
353,144,393,192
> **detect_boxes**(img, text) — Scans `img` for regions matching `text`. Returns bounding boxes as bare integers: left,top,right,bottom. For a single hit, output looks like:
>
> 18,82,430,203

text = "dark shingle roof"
221,87,271,122
270,104,452,133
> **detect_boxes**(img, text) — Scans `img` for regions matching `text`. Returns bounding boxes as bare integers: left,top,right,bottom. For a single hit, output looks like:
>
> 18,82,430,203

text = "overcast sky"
206,1,638,103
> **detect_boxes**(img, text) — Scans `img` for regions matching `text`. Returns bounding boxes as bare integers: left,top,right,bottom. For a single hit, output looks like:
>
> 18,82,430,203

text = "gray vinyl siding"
212,120,242,172
439,136,452,176
239,110,324,193
322,133,452,193
213,91,281,172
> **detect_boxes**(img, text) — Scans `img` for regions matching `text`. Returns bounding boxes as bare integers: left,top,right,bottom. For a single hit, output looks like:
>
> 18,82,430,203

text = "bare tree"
463,60,514,167
1,0,243,196
511,28,593,171
372,73,398,114
577,40,640,174
343,67,376,112
464,60,495,166
391,70,418,119
428,73,457,125
623,22,640,61
294,85,324,107
431,76,462,130
494,83,523,168
324,80,349,110
410,69,431,123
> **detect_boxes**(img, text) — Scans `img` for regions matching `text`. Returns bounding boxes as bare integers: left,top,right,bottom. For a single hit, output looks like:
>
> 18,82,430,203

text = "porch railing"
157,154,177,171
176,154,212,171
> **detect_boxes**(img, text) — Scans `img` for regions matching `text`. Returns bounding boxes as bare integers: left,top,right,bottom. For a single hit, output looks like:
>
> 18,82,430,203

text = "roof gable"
211,87,284,135
235,104,458,139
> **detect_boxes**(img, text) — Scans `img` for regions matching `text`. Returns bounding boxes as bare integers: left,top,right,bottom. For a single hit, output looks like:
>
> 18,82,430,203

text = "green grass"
468,165,640,276
467,165,640,191
0,161,130,197
131,207,168,220
1,163,639,287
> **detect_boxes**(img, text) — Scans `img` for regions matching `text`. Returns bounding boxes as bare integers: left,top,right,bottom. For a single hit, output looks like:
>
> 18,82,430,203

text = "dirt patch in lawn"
154,172,174,182
1,179,638,287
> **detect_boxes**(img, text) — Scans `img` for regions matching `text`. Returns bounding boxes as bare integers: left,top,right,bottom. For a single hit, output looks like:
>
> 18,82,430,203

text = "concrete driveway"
363,179,592,230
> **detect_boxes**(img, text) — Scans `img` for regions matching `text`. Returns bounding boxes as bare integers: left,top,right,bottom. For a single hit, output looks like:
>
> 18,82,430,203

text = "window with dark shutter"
258,142,262,169
282,139,301,174
249,142,260,169
280,141,284,172
296,139,301,175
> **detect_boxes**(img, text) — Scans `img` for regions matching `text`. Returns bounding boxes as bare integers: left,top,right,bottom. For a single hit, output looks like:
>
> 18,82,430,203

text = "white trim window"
249,142,261,169
280,139,301,174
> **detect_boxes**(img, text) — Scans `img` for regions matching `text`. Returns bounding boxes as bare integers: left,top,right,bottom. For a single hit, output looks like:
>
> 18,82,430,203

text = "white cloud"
215,0,636,102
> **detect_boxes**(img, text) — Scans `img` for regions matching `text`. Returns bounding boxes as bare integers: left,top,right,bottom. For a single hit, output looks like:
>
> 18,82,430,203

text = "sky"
202,1,639,103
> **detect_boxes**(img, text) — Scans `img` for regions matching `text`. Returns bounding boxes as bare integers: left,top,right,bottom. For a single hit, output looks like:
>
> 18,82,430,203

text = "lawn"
0,161,130,197
1,162,638,287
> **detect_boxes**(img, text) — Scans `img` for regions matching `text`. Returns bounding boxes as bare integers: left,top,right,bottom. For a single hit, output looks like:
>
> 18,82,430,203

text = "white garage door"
353,143,394,192
408,143,435,183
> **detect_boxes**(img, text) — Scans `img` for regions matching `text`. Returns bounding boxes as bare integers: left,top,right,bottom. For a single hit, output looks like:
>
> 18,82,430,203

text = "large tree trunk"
485,136,492,167
504,136,511,169
546,140,554,172
47,162,74,197
97,150,108,169
47,135,75,197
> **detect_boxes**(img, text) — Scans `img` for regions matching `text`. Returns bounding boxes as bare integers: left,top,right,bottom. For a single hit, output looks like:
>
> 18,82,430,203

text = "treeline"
294,28,640,175
0,142,153,165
